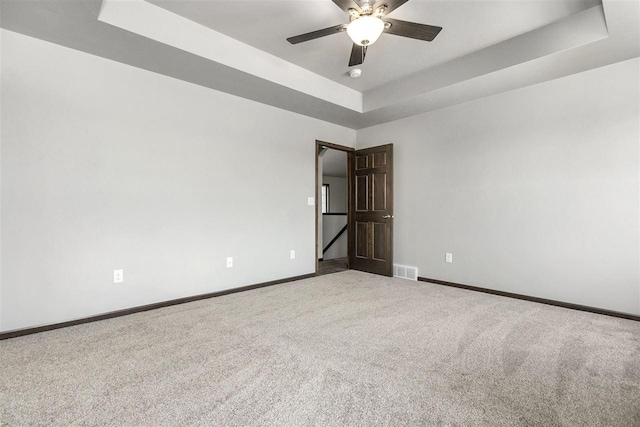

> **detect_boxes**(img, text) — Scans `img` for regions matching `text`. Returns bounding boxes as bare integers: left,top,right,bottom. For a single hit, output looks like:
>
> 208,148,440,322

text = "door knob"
381,215,394,219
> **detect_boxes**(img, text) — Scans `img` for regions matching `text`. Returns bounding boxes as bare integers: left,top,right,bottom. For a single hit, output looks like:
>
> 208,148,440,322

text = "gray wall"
0,30,355,331
2,30,638,331
357,58,640,315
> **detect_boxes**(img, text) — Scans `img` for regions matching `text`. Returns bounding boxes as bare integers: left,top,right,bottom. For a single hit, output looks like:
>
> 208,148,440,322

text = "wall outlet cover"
113,269,123,283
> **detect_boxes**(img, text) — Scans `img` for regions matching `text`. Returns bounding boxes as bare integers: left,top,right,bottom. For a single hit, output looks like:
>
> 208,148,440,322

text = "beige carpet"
1,271,639,426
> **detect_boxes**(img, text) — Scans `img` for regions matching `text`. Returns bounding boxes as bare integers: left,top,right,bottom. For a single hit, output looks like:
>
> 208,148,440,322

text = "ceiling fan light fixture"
347,15,384,46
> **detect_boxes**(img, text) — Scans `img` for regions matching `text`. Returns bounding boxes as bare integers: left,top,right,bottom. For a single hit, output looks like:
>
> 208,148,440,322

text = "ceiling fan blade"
287,24,347,44
332,0,361,14
348,44,367,67
373,0,409,15
383,18,442,41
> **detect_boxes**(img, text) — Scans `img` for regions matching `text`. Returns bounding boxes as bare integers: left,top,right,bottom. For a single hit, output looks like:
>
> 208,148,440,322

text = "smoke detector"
349,68,362,78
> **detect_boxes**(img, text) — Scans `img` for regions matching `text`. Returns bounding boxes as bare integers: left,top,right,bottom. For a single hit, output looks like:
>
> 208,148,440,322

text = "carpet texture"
1,271,639,426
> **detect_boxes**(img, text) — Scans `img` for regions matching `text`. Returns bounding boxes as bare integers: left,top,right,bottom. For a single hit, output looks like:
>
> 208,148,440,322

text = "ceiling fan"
287,0,442,67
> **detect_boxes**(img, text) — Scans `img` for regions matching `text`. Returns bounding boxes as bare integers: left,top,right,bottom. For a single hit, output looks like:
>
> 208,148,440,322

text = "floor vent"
393,264,418,281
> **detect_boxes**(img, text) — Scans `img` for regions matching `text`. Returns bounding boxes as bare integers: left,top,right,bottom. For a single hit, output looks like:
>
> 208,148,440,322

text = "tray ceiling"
1,0,638,129
147,0,600,92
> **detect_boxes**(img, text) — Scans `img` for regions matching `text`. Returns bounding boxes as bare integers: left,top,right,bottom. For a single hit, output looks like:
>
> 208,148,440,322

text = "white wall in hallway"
322,215,347,260
323,176,347,214
321,175,348,260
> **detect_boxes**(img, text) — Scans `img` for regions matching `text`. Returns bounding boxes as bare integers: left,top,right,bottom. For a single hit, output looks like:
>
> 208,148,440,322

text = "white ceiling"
1,0,638,129
147,0,600,92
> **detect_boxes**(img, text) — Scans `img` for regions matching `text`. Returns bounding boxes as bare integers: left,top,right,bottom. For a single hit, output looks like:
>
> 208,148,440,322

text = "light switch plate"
307,197,314,206
445,253,453,263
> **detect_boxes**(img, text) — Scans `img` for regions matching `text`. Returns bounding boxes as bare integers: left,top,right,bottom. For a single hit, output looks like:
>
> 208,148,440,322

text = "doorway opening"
316,141,354,276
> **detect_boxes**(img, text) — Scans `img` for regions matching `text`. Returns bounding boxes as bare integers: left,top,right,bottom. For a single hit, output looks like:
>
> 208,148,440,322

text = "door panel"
356,222,369,258
373,222,387,261
356,175,369,211
348,144,393,276
356,155,369,170
373,151,387,167
373,173,387,211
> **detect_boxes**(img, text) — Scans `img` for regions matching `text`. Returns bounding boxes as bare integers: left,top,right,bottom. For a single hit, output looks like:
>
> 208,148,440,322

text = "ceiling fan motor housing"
360,2,374,15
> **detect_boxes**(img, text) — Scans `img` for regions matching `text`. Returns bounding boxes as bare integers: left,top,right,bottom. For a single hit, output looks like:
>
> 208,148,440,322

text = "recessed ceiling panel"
148,0,601,91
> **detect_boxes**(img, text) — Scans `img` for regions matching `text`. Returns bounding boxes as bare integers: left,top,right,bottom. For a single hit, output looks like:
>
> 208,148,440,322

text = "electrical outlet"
445,253,453,263
113,269,123,283
226,257,233,268
290,250,296,259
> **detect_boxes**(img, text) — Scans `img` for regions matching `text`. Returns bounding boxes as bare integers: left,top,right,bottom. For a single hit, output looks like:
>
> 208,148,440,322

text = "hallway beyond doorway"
317,257,348,276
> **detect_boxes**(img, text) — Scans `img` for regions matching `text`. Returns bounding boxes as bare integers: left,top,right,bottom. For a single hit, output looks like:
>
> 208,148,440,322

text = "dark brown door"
348,144,393,276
